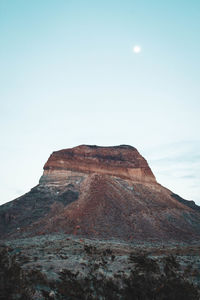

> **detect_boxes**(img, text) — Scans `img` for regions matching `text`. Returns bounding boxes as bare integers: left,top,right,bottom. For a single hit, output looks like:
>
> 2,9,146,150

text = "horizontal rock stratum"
41,145,156,184
0,144,200,241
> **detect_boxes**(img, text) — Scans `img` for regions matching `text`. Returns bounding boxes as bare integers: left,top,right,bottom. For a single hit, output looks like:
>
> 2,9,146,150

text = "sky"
0,0,200,205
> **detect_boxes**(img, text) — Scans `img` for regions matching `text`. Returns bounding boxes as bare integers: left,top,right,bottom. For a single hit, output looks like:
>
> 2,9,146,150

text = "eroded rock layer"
41,145,156,184
0,144,200,241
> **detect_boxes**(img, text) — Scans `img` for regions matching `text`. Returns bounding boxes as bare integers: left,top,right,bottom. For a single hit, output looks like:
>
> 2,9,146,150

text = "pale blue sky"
0,0,200,204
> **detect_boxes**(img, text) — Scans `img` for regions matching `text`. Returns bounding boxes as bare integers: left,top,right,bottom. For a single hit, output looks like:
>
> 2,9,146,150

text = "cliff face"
41,145,156,185
1,145,200,241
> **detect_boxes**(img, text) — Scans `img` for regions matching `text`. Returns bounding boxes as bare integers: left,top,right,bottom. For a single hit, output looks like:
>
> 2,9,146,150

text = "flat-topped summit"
42,144,156,184
1,144,200,241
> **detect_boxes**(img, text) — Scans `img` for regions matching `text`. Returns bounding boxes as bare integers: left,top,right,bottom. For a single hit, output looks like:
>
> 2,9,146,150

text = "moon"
133,45,141,54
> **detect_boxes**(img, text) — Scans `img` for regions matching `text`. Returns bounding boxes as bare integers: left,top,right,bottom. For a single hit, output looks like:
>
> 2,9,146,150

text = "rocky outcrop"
0,144,200,241
40,145,156,185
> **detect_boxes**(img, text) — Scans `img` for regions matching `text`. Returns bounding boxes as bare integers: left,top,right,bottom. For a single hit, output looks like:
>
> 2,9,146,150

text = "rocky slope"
0,144,200,241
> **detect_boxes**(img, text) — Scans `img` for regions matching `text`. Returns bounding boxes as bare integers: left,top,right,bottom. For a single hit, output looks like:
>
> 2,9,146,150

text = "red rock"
41,145,156,184
0,144,200,241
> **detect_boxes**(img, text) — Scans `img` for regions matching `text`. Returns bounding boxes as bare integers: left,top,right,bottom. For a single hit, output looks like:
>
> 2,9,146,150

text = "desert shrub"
156,277,199,300
111,254,115,261
103,248,113,256
122,253,199,300
57,251,199,300
58,269,85,299
0,246,32,300
84,245,97,255
26,269,48,285
163,255,180,277
129,252,159,273
122,268,199,300
0,245,55,300
58,268,120,300
1,244,199,300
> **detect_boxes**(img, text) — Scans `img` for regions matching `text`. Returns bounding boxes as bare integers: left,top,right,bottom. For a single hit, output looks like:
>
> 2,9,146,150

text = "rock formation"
41,145,156,184
0,144,200,241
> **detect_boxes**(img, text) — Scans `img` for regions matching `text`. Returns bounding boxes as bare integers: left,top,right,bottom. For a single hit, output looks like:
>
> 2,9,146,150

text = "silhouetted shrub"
0,246,32,300
122,253,199,300
84,244,97,255
129,252,159,273
163,255,180,277
1,244,199,300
